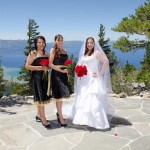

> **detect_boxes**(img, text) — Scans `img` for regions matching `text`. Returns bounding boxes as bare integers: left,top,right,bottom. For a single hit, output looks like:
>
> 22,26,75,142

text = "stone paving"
0,95,150,150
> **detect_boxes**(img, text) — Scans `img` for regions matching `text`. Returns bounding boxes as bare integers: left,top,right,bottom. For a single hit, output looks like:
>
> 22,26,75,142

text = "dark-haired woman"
25,35,51,129
49,34,72,127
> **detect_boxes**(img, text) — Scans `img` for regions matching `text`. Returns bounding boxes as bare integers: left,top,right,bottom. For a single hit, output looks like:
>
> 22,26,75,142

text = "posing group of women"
25,34,115,130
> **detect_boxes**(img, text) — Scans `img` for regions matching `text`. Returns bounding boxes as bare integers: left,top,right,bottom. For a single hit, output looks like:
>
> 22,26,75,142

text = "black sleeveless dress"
51,54,73,99
31,57,50,105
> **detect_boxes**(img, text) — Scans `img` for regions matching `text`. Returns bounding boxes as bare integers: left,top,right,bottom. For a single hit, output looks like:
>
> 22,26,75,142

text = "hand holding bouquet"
64,59,73,73
39,59,49,80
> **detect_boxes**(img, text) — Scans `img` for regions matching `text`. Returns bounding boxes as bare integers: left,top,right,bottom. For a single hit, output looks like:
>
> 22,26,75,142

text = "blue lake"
1,48,145,81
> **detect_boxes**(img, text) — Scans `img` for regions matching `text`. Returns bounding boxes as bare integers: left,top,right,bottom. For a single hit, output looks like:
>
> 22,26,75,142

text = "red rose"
64,59,73,70
39,59,49,80
75,65,87,77
40,59,49,66
64,59,72,66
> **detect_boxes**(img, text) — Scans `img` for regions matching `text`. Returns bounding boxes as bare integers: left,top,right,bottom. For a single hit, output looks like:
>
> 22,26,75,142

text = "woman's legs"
37,105,49,125
56,100,65,124
37,106,41,117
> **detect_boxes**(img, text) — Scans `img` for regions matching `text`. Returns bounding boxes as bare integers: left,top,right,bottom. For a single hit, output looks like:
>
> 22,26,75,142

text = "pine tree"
98,24,118,73
112,0,150,85
17,19,40,94
0,57,5,98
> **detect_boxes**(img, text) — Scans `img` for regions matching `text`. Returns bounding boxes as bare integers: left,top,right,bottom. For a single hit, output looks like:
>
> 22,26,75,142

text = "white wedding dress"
63,53,113,129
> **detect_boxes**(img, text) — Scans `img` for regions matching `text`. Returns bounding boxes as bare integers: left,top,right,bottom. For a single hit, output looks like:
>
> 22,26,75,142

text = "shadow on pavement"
111,116,132,126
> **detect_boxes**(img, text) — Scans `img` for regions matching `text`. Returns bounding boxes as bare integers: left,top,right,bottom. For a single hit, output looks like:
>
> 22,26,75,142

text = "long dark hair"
33,35,46,55
53,34,63,57
84,37,95,56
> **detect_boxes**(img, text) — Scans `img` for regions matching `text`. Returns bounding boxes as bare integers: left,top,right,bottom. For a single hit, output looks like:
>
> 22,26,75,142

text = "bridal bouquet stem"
64,59,73,71
39,59,49,80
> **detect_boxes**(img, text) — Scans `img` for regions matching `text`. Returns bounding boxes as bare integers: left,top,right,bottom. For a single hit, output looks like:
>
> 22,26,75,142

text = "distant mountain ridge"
0,40,26,51
0,40,83,52
0,40,145,69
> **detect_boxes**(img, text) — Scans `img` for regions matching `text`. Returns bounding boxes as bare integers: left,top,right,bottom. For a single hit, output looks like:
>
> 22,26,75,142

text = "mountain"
0,40,26,52
0,40,83,53
0,40,145,69
0,40,83,68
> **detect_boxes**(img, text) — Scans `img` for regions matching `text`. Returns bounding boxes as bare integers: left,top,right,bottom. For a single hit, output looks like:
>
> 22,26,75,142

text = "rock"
139,82,145,88
132,82,139,88
119,92,127,98
1,95,7,99
139,91,150,99
9,94,18,98
111,93,119,98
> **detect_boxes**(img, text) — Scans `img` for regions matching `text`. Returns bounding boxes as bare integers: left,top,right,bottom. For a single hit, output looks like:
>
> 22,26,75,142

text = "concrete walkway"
0,95,150,150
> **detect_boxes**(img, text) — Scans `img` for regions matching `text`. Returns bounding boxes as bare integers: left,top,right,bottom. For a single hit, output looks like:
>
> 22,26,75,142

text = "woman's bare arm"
49,48,68,73
25,51,44,71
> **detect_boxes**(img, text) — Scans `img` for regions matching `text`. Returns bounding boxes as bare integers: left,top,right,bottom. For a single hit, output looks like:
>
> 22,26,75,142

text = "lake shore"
2,65,21,82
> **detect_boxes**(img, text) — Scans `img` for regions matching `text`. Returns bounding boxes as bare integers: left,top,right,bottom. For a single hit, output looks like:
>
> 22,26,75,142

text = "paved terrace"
0,95,150,150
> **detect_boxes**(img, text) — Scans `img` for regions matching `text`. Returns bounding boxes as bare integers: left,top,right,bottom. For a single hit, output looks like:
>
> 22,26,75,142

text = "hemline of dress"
34,99,51,106
72,122,110,130
51,96,71,102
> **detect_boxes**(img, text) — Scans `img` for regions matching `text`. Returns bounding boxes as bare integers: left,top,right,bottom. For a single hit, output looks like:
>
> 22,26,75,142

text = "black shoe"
56,112,68,127
36,116,49,122
35,116,42,122
42,122,51,129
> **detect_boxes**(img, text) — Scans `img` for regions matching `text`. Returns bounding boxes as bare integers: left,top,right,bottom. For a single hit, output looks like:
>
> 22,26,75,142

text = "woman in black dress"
49,34,72,127
25,36,51,129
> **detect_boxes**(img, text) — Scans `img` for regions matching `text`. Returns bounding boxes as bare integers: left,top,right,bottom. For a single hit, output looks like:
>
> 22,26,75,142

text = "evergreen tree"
0,58,5,98
17,19,40,94
112,0,150,85
98,24,118,73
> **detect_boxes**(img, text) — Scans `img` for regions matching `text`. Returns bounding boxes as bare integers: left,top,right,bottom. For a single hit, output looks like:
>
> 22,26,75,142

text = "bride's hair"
84,37,94,56
53,34,63,57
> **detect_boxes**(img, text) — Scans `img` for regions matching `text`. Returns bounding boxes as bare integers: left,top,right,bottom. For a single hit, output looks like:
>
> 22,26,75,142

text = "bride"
64,37,115,129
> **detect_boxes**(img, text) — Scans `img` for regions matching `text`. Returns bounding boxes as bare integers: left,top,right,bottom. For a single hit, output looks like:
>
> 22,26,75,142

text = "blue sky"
0,0,145,42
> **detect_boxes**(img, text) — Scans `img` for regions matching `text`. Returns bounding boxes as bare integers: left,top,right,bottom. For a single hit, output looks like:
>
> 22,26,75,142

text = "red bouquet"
75,65,87,78
40,59,49,66
39,59,49,80
64,59,72,70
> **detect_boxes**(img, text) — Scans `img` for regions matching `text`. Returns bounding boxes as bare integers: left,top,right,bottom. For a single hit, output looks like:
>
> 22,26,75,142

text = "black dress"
51,54,73,99
31,57,50,105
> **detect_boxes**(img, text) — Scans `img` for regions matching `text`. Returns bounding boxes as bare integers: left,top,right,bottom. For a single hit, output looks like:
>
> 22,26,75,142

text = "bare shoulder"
95,50,101,54
44,51,49,57
50,48,55,54
28,50,36,58
95,50,100,56
62,49,67,54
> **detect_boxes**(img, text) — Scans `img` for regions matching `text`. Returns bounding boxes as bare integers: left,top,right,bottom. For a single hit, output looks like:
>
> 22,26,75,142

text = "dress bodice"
31,57,49,76
53,54,68,65
81,54,99,74
31,57,49,66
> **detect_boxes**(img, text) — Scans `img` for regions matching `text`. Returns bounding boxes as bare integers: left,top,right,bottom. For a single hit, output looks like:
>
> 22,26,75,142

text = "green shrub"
68,54,77,92
9,82,32,96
